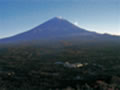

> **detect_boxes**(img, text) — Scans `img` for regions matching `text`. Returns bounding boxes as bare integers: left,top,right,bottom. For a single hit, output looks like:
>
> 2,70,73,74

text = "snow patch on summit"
56,16,63,19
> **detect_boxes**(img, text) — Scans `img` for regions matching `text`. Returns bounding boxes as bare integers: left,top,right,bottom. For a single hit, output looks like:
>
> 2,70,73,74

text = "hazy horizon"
0,0,119,38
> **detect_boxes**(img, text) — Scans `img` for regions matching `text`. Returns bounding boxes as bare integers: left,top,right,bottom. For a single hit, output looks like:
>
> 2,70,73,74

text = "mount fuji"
0,17,120,44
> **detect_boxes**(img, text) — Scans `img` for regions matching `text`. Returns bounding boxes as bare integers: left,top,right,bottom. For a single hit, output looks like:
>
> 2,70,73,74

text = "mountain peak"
51,16,66,21
43,16,66,24
54,16,63,19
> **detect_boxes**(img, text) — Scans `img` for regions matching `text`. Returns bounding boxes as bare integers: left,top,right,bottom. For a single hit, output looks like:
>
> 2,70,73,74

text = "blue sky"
0,0,119,39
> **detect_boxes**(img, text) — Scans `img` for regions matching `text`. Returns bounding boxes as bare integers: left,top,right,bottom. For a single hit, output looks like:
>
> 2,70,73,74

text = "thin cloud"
74,21,80,27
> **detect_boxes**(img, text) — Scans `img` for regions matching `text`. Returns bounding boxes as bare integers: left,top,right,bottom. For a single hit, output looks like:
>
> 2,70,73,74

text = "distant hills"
0,17,120,45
